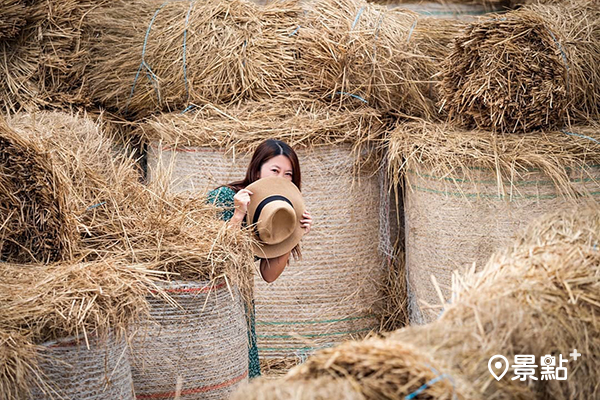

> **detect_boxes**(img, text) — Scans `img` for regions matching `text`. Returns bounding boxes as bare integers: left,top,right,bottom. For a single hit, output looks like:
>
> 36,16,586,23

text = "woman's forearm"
260,252,290,283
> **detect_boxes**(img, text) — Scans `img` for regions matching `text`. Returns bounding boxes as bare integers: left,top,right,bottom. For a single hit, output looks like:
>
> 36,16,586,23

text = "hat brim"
246,177,305,259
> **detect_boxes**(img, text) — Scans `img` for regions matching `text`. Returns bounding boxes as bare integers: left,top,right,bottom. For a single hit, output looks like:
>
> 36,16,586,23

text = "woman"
206,139,313,378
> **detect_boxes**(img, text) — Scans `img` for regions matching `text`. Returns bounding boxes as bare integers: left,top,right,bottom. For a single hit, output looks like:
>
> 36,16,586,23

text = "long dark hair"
228,139,301,191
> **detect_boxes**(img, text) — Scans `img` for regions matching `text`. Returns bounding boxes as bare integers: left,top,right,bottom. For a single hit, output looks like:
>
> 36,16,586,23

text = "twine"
351,7,365,30
288,25,300,37
182,1,195,103
126,2,169,113
406,20,417,43
334,91,368,103
405,364,456,400
547,28,570,92
86,201,106,210
562,130,600,145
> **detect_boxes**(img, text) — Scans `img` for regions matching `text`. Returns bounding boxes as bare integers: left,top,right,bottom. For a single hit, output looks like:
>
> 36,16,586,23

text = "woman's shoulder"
207,186,236,205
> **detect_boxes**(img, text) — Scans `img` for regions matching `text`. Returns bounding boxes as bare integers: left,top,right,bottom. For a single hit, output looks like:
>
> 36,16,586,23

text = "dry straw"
0,0,26,40
439,1,600,132
83,0,302,117
239,207,600,399
0,0,102,113
297,0,464,119
2,111,256,286
0,259,163,400
386,120,600,195
139,96,388,157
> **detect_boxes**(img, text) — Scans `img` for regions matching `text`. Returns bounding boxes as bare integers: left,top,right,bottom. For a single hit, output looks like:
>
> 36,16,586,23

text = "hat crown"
256,200,296,245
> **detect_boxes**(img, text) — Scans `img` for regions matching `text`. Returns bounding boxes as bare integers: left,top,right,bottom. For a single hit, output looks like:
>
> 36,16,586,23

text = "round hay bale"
232,376,366,400
147,143,385,360
388,122,600,324
131,280,249,399
439,2,600,132
29,333,134,400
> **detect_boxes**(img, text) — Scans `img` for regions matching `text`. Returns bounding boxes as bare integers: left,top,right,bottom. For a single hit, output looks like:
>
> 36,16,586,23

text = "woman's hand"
301,210,313,234
231,189,253,226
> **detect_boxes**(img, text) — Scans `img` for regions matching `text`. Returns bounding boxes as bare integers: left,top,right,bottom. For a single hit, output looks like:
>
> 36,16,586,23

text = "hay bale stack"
0,0,26,40
237,211,600,399
141,100,389,362
132,280,249,399
440,1,600,132
83,0,302,117
297,0,465,118
0,0,102,112
387,121,600,323
0,259,160,400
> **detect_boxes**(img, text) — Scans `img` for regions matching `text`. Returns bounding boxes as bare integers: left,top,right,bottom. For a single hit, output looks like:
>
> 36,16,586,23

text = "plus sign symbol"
570,349,582,361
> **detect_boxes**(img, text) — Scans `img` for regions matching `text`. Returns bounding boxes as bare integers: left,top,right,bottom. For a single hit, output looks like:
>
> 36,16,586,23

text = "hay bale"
439,1,600,132
29,333,134,400
0,116,76,263
0,0,101,112
239,223,600,399
0,259,161,400
83,0,302,117
387,122,600,323
141,104,388,362
297,0,465,118
131,280,249,400
0,0,26,40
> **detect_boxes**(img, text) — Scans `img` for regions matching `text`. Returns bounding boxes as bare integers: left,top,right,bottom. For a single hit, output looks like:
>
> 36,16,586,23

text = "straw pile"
237,208,600,399
0,0,26,40
297,0,464,118
0,116,76,263
439,1,600,132
0,0,102,112
140,96,387,153
2,112,255,285
388,121,600,322
0,259,162,400
83,0,302,117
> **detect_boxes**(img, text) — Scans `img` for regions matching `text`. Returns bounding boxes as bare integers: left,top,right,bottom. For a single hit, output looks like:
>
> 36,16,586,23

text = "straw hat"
246,176,305,259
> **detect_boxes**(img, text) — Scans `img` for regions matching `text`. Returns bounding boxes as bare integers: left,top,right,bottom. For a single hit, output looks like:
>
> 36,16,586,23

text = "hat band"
252,195,294,243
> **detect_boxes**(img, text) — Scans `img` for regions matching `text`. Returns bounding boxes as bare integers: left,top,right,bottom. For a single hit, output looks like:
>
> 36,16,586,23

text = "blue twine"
183,1,195,102
86,202,106,211
126,2,169,113
546,28,570,92
351,7,365,30
407,20,417,43
405,364,457,400
562,130,600,145
289,25,300,37
335,91,367,103
180,104,197,114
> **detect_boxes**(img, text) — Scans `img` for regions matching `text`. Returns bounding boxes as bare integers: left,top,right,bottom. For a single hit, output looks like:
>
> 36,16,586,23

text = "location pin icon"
488,355,509,381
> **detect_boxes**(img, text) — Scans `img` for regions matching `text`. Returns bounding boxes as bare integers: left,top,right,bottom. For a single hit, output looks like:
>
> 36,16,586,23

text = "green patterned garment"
207,186,262,379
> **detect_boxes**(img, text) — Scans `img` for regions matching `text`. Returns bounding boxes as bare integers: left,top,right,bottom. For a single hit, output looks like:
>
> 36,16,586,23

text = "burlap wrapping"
147,144,384,359
385,2,503,21
404,162,600,324
131,280,248,400
29,333,134,400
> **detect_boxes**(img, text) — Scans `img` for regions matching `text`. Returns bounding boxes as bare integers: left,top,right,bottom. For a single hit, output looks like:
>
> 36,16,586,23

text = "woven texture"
29,333,134,400
148,144,384,359
385,2,502,21
404,162,600,324
131,280,248,399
